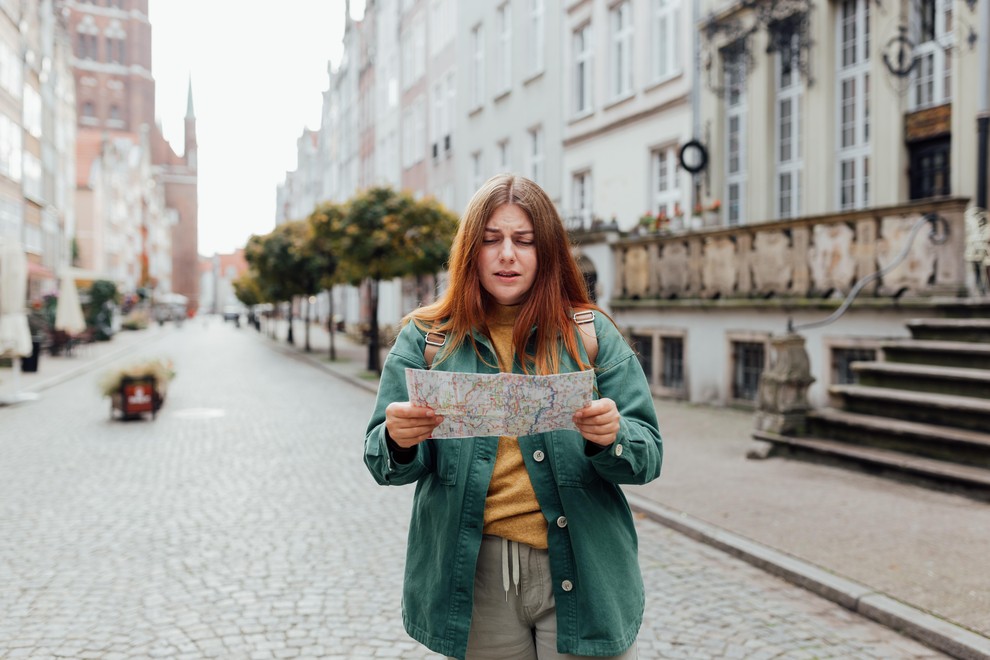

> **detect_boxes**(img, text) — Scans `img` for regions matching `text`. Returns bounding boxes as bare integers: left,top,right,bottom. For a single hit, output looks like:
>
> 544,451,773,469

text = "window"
732,341,766,402
22,86,41,138
661,336,684,390
471,24,485,109
431,81,444,159
0,41,22,98
0,113,22,182
651,0,680,82
724,44,747,225
573,24,593,115
831,346,877,385
496,4,512,94
471,151,484,192
572,170,592,224
910,0,952,111
22,152,41,202
527,126,544,185
82,101,94,117
497,138,510,172
528,0,545,76
836,0,871,210
775,34,802,219
651,146,681,217
631,334,654,383
909,137,951,199
609,2,633,99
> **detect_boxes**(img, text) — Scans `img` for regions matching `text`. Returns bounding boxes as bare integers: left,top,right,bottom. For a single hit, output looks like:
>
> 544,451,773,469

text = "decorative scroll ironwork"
700,0,814,97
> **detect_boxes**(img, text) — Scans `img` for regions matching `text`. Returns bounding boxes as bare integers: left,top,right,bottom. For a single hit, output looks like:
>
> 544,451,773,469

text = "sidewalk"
0,322,173,402
261,317,990,660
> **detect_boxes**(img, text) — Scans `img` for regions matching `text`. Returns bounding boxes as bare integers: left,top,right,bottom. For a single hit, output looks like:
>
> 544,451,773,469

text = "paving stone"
0,322,952,659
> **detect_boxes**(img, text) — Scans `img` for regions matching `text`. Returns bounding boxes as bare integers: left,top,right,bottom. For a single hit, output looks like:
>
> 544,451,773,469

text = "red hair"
409,174,600,374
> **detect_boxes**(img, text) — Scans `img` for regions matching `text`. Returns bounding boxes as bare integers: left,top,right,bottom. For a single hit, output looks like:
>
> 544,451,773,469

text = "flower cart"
101,357,174,421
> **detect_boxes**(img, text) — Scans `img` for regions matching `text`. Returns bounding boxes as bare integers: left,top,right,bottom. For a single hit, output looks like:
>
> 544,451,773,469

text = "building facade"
65,0,198,310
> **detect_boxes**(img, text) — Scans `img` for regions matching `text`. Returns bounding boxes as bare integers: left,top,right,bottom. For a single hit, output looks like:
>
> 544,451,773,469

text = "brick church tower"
65,0,199,311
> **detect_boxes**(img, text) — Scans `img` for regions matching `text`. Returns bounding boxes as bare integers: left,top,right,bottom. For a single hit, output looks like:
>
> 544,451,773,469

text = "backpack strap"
423,330,446,369
422,312,598,368
572,310,598,366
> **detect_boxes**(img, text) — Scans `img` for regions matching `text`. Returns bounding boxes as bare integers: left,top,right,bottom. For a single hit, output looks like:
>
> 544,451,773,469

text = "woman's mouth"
495,271,519,279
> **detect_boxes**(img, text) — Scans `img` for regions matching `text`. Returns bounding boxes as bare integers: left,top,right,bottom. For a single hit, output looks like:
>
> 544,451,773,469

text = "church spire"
184,75,197,169
185,74,195,119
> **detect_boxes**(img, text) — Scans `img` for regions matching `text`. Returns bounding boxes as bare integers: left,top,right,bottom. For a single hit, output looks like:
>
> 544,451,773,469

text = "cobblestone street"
0,321,948,659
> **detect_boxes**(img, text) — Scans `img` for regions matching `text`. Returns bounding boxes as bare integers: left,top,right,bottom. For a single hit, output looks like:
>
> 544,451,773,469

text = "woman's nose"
499,239,515,261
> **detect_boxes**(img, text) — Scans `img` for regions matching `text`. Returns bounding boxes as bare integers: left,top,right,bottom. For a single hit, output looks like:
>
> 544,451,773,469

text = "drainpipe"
978,0,989,209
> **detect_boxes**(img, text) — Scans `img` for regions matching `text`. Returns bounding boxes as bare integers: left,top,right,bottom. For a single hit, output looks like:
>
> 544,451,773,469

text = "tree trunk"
286,299,295,345
328,289,336,361
304,297,312,352
367,279,381,374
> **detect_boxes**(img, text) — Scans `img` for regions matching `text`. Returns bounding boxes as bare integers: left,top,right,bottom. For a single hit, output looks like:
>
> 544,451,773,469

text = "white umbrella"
55,273,87,335
0,238,38,405
0,238,31,357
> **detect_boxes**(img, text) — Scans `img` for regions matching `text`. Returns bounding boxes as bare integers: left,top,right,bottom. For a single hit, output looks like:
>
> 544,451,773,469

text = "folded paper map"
405,368,595,438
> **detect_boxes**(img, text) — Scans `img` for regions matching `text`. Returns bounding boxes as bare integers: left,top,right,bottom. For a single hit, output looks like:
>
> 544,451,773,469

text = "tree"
244,221,326,349
332,187,458,373
307,202,343,360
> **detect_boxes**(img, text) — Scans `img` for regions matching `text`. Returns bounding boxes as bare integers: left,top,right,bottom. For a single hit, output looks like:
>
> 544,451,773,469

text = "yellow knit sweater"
482,303,548,549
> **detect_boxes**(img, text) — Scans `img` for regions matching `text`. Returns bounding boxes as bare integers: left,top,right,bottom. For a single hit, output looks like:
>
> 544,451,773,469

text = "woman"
364,174,663,660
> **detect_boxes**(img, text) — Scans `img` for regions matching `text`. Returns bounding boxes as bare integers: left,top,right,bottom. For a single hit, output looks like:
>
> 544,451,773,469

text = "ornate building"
65,0,199,311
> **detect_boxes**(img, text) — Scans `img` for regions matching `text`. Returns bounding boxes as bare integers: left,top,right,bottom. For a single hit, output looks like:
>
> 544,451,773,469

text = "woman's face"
477,204,538,306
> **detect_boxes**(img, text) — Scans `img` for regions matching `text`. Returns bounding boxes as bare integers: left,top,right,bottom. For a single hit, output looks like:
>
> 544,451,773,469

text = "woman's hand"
573,398,620,447
385,402,444,448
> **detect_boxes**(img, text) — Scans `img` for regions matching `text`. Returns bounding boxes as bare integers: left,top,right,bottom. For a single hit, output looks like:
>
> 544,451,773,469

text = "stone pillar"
754,333,815,435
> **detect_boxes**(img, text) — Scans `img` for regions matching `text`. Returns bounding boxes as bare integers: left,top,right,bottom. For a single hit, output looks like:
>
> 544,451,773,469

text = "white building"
457,0,562,210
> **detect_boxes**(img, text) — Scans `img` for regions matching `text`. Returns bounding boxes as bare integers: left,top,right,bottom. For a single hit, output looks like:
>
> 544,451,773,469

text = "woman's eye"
516,240,533,246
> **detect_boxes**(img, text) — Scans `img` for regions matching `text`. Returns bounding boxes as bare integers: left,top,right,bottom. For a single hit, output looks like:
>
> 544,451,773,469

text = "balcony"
606,198,970,308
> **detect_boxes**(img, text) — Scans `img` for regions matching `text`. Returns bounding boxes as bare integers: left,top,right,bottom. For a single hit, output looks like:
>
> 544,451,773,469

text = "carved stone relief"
876,215,936,296
623,246,650,298
751,230,792,295
809,223,857,296
658,241,690,298
701,236,737,298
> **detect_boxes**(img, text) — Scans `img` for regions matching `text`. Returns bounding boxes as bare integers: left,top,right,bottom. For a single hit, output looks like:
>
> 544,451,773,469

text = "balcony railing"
608,198,970,304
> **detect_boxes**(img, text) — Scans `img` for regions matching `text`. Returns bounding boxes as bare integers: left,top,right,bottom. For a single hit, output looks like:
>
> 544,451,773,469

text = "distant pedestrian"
364,174,663,659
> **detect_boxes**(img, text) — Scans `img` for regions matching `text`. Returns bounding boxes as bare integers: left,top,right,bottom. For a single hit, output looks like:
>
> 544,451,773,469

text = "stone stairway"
754,318,990,498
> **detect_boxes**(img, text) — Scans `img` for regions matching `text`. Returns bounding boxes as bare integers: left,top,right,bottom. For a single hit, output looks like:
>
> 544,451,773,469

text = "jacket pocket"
549,431,597,487
434,439,460,486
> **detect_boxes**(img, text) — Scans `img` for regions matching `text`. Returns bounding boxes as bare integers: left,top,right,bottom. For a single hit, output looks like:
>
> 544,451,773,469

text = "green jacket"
364,313,663,659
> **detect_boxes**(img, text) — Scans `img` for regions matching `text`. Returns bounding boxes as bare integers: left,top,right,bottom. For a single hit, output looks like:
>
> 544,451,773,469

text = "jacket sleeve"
363,324,434,486
586,317,664,485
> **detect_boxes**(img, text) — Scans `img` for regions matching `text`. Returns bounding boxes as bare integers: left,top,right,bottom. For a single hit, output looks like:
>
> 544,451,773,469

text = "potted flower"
100,356,175,420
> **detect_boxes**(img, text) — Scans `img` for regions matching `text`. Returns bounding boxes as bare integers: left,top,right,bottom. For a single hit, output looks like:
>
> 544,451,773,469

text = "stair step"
906,318,990,330
853,361,990,383
753,430,990,490
808,408,990,451
829,384,990,413
906,318,990,343
851,362,990,398
880,340,990,369
829,385,990,432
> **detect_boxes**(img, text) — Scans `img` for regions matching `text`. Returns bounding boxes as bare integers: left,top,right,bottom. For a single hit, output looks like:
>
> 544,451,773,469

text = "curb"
625,493,990,660
262,335,380,395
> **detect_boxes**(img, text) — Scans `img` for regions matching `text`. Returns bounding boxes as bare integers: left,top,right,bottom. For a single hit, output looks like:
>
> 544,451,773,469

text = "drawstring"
500,537,521,600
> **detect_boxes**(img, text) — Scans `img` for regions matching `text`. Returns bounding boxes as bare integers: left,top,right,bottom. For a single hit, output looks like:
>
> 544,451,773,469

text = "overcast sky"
150,1,363,256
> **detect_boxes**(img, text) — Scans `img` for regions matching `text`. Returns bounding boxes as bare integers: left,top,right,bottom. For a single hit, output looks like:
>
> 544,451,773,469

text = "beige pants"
450,535,639,660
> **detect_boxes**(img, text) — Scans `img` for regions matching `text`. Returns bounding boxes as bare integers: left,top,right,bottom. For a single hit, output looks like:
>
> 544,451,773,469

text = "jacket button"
533,450,545,462
614,443,623,457
556,516,567,528
561,580,573,592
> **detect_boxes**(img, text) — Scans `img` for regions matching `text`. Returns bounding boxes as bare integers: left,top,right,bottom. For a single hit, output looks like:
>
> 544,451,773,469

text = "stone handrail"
610,198,970,303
